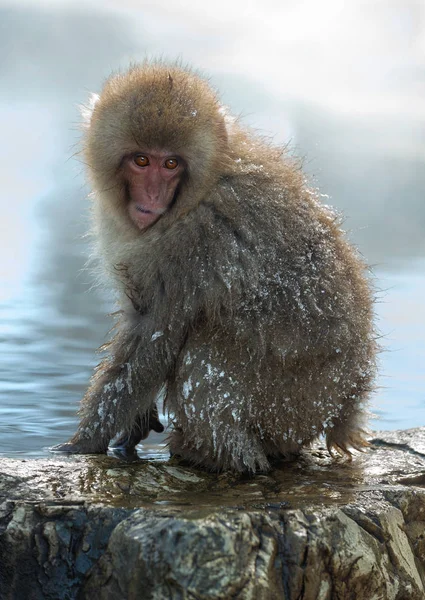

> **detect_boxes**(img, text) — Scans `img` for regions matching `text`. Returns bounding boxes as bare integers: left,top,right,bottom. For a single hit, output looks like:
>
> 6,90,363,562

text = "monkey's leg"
167,336,270,473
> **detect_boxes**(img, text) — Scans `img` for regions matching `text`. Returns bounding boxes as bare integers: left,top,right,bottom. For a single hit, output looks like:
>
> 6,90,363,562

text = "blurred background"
0,0,424,457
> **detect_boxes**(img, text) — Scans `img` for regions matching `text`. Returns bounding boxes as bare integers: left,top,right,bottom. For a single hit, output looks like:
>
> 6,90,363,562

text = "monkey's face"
84,64,231,233
123,150,185,230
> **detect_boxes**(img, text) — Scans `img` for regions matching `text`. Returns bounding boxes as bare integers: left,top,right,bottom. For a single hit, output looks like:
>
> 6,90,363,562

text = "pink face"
123,151,185,230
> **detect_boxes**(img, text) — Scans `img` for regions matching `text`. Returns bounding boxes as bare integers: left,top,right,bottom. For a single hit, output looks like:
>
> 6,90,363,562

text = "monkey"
51,61,377,473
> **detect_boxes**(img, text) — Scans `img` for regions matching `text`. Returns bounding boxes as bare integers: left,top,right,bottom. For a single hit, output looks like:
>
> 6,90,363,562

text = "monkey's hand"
50,407,164,455
49,436,108,454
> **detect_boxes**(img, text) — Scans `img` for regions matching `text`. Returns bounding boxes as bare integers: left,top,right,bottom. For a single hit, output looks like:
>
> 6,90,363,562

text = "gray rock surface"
1,428,425,599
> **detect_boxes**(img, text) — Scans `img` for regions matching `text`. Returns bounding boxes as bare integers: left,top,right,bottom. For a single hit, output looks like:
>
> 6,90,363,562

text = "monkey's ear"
80,93,100,128
218,104,236,140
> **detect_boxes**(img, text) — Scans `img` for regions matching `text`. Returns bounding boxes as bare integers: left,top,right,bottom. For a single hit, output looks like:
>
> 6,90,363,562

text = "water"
0,0,424,458
372,264,425,428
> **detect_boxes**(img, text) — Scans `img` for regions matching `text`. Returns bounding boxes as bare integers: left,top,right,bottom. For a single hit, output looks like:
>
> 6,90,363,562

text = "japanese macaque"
52,62,377,473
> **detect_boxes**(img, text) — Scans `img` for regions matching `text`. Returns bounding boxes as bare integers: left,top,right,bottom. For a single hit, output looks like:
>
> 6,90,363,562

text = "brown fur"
53,61,377,472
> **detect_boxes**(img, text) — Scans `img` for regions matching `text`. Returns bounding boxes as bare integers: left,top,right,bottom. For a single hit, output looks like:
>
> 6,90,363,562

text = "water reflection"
0,0,424,458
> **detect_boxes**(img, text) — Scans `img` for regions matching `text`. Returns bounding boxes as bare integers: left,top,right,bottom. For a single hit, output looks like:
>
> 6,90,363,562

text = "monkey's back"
162,165,377,471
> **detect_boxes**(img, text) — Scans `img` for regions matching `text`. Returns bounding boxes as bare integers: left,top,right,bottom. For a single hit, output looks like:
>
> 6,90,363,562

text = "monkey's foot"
109,411,165,450
168,429,270,474
326,428,369,459
50,440,108,455
108,446,141,462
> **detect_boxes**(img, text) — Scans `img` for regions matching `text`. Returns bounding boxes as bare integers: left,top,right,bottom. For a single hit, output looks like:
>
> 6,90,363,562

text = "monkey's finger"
108,447,140,463
50,441,100,454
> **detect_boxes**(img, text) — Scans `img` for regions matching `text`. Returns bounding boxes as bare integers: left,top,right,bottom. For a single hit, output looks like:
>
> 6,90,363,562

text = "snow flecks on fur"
151,331,164,342
173,348,269,471
77,64,377,471
182,378,193,400
77,361,136,438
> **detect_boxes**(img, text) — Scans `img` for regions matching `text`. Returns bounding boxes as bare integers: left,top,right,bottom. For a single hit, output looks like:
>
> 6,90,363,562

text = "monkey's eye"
134,155,150,167
164,158,179,170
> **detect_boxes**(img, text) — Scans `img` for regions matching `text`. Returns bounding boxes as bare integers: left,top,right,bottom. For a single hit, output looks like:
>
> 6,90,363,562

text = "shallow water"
0,1,424,459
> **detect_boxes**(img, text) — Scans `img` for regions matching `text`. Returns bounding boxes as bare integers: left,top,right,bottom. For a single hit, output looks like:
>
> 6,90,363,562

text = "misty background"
0,0,424,457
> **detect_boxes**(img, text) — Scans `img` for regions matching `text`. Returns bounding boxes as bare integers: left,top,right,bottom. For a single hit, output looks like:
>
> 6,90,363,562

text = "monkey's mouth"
135,205,166,216
136,206,153,215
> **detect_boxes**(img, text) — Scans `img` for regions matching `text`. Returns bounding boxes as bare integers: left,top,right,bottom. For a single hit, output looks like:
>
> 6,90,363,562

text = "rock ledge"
1,428,425,599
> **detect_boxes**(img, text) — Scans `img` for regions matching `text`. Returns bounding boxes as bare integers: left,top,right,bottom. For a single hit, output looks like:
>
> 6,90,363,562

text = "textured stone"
0,428,424,599
82,511,283,600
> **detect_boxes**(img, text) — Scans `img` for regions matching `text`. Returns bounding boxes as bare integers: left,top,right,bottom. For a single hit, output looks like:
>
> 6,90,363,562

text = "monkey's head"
83,63,230,232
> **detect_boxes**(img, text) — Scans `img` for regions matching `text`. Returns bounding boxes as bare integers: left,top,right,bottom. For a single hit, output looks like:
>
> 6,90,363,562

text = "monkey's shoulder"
216,171,335,220
209,172,340,251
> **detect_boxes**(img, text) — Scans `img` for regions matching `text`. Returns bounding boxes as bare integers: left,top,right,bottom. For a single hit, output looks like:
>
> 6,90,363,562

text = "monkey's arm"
51,315,186,454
